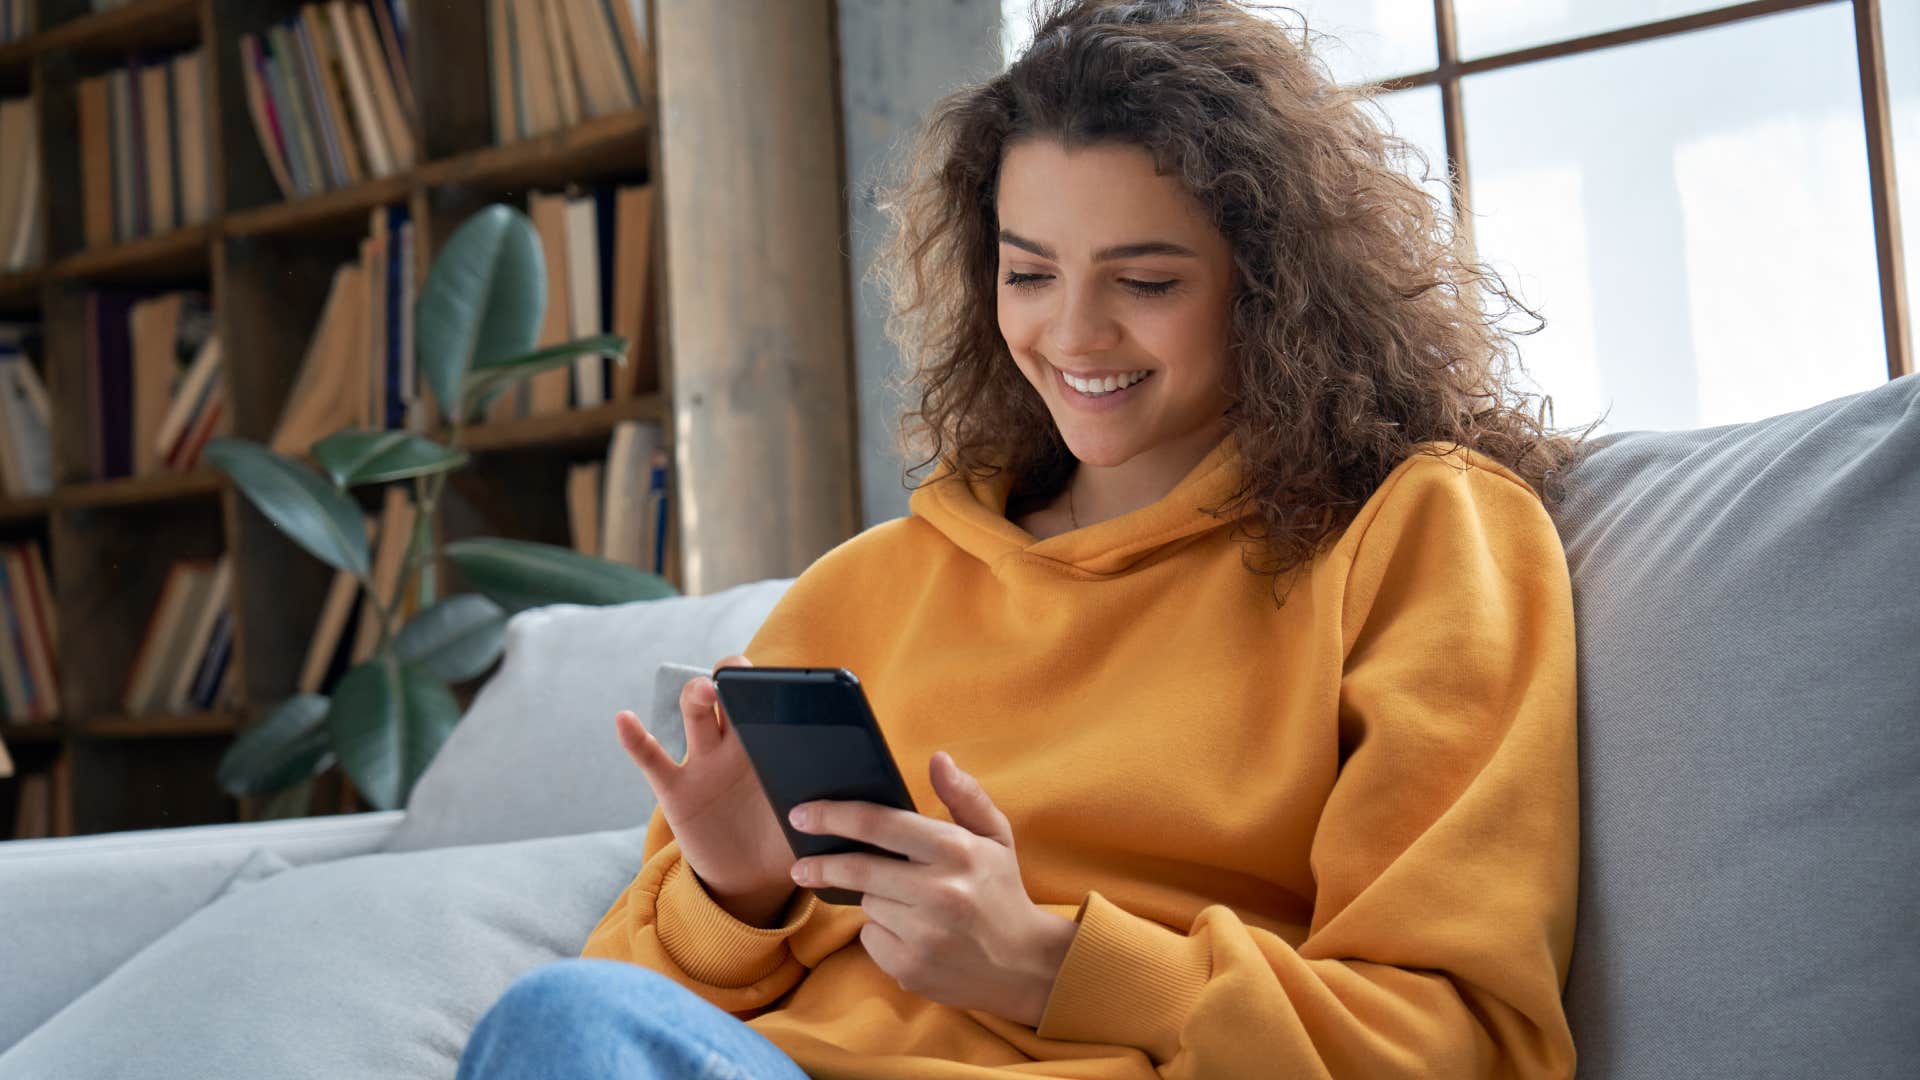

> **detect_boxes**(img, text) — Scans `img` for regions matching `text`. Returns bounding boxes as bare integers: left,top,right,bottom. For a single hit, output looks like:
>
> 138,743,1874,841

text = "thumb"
931,751,1014,847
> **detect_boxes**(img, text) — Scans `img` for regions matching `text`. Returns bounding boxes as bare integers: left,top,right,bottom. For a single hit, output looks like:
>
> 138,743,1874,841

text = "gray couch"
2,375,1914,1079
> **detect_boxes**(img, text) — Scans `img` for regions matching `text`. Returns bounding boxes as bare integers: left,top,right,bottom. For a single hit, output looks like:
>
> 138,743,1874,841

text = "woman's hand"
787,750,1081,1028
614,655,798,928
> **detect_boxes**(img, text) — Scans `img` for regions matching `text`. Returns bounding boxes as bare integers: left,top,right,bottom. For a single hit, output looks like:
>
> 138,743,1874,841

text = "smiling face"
994,138,1239,474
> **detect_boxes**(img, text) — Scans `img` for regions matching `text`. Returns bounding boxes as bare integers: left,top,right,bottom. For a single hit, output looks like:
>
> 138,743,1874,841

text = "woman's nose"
1047,286,1120,357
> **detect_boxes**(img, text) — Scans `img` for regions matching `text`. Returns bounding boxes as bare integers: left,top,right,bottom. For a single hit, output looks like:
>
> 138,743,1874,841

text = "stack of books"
566,419,669,575
0,3,33,45
121,555,235,717
0,94,43,271
487,0,650,144
486,182,654,422
0,539,58,725
271,205,422,454
76,48,214,248
82,290,223,482
0,324,51,499
239,1,420,202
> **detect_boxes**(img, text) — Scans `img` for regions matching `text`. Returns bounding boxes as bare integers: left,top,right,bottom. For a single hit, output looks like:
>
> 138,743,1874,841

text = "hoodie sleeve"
1034,453,1580,1079
579,803,824,1017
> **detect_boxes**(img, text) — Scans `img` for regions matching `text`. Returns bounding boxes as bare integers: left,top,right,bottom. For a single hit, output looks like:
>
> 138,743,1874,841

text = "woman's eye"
1123,278,1177,297
1000,271,1179,298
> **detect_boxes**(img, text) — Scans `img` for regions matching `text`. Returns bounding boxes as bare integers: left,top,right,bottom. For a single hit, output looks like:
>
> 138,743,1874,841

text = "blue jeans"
456,958,811,1079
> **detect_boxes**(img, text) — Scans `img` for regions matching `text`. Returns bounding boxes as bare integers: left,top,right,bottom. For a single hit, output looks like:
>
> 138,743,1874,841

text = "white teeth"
1064,369,1150,394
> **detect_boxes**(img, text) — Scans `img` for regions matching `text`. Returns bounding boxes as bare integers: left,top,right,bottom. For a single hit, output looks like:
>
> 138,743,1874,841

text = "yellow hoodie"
582,435,1580,1079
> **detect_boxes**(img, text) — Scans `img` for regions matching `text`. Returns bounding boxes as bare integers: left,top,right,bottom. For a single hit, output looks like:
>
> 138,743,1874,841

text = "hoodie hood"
907,433,1248,577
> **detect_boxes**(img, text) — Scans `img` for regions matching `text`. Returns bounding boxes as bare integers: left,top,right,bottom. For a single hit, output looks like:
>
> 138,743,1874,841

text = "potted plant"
208,204,674,814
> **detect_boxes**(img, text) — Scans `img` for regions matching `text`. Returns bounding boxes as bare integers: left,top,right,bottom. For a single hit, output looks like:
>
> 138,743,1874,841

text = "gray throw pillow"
0,826,649,1080
383,579,793,852
1549,373,1919,1078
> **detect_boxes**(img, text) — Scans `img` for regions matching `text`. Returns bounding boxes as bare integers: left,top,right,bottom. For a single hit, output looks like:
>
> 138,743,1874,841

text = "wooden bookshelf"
70,710,245,738
0,0,855,841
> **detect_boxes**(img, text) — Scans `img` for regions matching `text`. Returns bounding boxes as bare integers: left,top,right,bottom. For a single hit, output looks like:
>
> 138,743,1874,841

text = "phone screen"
711,666,918,905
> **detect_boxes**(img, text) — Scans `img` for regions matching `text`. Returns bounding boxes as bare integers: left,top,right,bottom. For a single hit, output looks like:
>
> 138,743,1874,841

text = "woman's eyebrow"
998,229,1199,262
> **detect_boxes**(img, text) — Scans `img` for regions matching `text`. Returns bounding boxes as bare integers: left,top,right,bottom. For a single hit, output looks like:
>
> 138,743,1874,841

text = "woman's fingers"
700,655,753,743
615,709,677,782
681,672,724,754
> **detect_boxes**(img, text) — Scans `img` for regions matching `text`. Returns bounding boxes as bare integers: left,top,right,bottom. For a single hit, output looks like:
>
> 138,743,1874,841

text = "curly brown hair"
871,0,1602,601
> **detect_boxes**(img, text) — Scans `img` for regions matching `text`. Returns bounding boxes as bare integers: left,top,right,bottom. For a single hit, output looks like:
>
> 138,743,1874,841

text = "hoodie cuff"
654,857,819,987
1035,890,1212,1062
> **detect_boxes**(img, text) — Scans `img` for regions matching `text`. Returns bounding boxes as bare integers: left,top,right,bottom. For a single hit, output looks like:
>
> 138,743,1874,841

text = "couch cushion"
382,578,793,852
0,810,404,1052
1549,373,1919,1077
0,825,649,1080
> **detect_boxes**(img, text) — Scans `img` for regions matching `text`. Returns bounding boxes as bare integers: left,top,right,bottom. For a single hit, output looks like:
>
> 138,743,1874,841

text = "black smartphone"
711,666,919,906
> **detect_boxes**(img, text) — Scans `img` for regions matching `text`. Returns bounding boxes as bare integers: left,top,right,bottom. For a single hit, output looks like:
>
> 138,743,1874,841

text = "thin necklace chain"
1067,481,1079,530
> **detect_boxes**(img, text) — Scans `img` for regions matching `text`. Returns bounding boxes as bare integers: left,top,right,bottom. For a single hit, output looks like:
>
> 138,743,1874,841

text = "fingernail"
789,804,811,829
790,862,812,884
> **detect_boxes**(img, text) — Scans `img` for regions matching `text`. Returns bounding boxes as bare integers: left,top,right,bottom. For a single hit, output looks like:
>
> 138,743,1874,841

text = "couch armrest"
0,810,405,1051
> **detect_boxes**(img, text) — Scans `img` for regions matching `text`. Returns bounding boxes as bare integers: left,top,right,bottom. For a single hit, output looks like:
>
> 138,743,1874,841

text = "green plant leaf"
311,429,470,489
460,333,629,422
394,593,508,683
206,438,371,577
328,657,461,811
415,204,546,419
216,694,337,797
445,538,677,613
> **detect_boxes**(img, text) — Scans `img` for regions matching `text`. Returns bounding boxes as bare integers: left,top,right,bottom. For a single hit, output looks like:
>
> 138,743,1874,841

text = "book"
288,18,347,189
0,334,51,497
272,263,368,456
138,60,175,234
165,556,232,711
350,486,418,662
600,419,659,568
514,0,561,137
562,0,633,117
303,4,367,185
527,191,573,415
327,0,394,177
610,183,655,398
299,561,364,694
564,194,604,407
269,24,329,197
369,0,418,124
185,607,233,710
240,34,298,200
0,550,44,718
602,0,650,106
567,461,602,557
0,548,28,720
646,444,669,574
0,97,30,270
172,50,211,225
121,561,205,714
542,0,583,128
349,2,415,170
10,542,59,720
77,75,115,248
154,334,222,465
3,94,40,270
488,0,515,144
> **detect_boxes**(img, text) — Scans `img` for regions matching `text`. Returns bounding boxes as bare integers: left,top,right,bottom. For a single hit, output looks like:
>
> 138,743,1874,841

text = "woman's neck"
1063,420,1231,528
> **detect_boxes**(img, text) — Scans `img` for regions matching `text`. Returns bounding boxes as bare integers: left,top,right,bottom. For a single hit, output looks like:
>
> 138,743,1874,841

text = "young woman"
458,1,1596,1076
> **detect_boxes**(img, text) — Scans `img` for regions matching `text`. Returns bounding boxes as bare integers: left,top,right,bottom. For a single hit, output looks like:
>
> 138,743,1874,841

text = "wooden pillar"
652,0,858,594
